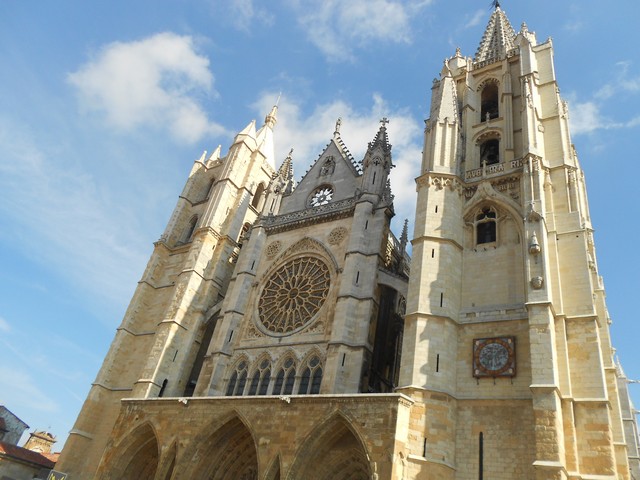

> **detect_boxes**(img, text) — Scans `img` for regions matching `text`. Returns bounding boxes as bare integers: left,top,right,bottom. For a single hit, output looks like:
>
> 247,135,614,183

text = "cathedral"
57,6,640,480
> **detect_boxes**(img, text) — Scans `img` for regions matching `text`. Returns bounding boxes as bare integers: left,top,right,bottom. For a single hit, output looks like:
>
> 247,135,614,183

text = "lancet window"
480,138,500,166
272,358,296,395
481,82,499,121
475,207,497,245
225,360,249,396
248,359,271,396
298,356,323,394
182,215,198,243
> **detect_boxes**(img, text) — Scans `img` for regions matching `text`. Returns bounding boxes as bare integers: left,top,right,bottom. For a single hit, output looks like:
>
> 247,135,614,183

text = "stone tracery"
258,256,330,334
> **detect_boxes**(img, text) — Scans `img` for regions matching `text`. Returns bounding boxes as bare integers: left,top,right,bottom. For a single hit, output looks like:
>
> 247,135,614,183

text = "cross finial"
334,117,342,136
491,0,501,9
380,117,390,127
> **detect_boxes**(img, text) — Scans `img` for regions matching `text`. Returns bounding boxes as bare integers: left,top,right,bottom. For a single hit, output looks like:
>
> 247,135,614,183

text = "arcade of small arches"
226,354,324,397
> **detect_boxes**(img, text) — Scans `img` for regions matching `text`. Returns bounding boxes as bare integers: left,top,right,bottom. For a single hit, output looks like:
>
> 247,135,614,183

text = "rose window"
258,257,330,334
309,186,334,207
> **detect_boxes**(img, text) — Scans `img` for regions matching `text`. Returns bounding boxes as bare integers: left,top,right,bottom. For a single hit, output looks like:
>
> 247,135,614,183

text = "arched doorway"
188,416,258,480
287,415,371,480
102,423,159,480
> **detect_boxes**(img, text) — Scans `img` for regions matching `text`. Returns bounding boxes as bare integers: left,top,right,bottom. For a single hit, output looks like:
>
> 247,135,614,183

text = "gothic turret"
361,119,393,197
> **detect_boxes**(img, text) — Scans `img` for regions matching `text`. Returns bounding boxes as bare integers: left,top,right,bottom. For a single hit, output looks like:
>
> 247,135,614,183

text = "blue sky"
1,0,639,450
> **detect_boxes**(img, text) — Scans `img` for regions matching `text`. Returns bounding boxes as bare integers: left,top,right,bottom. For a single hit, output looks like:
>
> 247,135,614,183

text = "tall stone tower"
401,5,638,479
56,107,282,477
57,6,640,480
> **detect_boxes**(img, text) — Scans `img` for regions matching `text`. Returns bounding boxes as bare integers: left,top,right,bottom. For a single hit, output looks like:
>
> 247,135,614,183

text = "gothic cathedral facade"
57,6,640,480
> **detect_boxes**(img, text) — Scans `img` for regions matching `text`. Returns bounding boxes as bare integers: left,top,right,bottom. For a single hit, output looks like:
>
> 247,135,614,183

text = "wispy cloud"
0,365,59,413
0,118,150,308
229,0,275,31
465,9,485,29
595,61,640,100
69,32,225,144
0,316,10,333
287,0,431,62
252,92,422,231
570,62,640,135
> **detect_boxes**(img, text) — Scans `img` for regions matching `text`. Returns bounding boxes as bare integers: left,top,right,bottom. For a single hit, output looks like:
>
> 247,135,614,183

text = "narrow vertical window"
436,354,440,372
158,379,168,398
274,358,296,395
298,356,323,395
479,432,484,480
481,82,499,121
476,208,497,245
226,361,248,396
183,215,198,243
480,138,500,165
440,292,444,307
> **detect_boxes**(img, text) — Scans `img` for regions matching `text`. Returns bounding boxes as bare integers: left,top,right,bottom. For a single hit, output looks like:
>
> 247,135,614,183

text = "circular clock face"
309,186,333,207
473,337,515,377
478,343,509,371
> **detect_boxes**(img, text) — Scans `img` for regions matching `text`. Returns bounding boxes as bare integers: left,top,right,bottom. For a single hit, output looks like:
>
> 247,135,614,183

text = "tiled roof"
0,441,55,468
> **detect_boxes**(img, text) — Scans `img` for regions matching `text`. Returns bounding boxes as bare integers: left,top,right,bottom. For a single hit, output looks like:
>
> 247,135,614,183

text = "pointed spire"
264,103,278,129
368,118,392,154
256,103,279,169
278,148,294,180
207,145,221,163
276,148,296,194
235,119,257,142
400,219,409,251
474,5,516,65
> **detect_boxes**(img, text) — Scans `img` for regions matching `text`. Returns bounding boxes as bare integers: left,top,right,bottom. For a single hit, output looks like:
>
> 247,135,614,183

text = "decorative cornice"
259,198,356,234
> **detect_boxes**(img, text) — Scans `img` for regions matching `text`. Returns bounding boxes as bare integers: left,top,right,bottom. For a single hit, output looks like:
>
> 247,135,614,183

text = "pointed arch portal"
189,416,258,480
105,423,159,480
287,415,371,480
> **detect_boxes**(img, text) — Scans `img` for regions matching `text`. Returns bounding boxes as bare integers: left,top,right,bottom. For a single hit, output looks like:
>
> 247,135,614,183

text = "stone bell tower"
400,5,638,479
56,107,280,479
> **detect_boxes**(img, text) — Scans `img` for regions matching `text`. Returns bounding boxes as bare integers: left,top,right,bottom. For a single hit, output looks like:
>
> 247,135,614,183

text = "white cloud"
288,0,430,61
569,101,602,135
252,92,422,231
68,32,225,144
0,316,10,332
228,0,275,31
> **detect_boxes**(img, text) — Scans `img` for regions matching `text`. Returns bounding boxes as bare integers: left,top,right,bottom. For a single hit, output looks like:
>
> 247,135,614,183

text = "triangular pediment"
278,138,360,215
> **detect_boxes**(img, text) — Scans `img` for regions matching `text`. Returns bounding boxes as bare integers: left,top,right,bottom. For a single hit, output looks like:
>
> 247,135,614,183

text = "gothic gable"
278,139,360,215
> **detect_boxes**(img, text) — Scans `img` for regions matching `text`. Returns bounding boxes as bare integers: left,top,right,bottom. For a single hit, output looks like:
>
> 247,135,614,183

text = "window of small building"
480,139,500,166
481,83,499,122
476,208,497,245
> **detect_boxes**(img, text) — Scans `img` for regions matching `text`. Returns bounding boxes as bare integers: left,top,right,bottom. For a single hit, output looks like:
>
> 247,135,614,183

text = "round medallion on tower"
473,337,516,378
258,256,330,335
